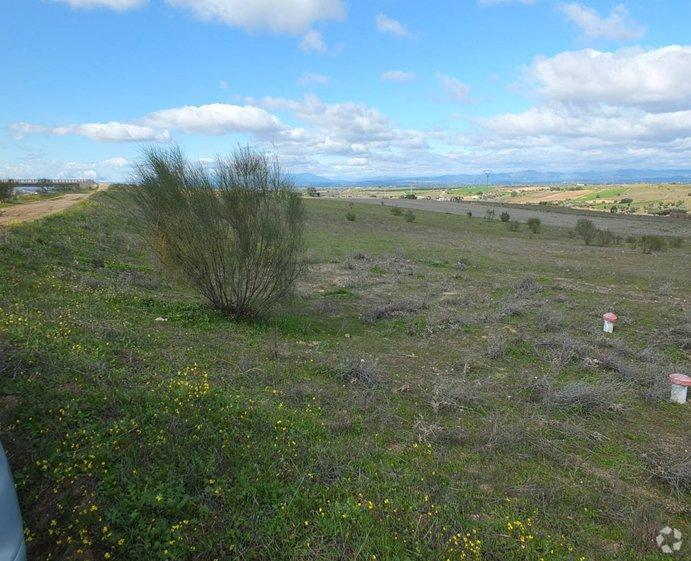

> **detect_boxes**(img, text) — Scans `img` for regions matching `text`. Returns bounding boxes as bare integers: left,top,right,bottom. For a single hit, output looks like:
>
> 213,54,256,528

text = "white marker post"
602,312,618,333
668,373,691,404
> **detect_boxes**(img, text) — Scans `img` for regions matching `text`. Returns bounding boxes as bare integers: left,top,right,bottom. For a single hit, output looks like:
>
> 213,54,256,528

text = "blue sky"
2,0,690,180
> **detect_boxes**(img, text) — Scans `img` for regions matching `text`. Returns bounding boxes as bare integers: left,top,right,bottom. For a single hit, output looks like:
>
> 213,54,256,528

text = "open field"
333,183,691,216
1,191,690,560
348,197,690,237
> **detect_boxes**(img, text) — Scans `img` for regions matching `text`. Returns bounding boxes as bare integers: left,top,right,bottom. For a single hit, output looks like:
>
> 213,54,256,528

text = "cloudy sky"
2,0,690,180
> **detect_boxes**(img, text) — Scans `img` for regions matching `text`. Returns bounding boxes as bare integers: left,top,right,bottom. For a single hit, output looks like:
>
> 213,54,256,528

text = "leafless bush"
538,334,590,371
132,146,304,319
337,356,380,385
365,299,427,322
497,300,529,319
542,311,566,332
484,332,507,359
548,380,631,414
642,446,691,495
514,274,541,297
431,377,491,412
414,418,468,446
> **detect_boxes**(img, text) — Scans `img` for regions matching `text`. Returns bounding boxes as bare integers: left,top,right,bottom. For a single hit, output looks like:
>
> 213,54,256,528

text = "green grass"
0,192,689,560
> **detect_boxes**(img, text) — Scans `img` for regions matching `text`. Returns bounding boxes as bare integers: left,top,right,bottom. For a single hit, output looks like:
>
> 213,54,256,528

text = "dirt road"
0,187,105,226
347,197,690,237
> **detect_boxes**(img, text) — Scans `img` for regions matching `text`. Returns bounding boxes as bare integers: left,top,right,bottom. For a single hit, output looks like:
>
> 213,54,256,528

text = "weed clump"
345,210,356,221
500,211,510,222
390,206,403,216
404,210,416,223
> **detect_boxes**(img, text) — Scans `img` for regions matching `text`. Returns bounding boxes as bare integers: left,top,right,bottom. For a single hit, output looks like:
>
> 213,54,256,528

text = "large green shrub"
133,146,305,319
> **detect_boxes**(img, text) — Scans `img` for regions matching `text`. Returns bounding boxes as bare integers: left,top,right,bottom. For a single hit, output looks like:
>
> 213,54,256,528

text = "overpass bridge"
2,179,98,187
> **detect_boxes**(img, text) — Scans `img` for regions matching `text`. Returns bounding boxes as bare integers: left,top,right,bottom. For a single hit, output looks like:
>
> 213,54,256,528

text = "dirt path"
0,185,106,226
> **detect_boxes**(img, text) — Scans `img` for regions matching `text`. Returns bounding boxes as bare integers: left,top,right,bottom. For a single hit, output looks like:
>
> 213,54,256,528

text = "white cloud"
141,103,284,135
10,121,170,142
11,103,284,142
166,0,345,34
299,30,329,54
479,105,691,142
347,157,368,166
381,70,417,83
526,46,691,110
436,72,471,103
51,0,146,11
100,157,132,167
375,14,413,38
298,72,331,87
560,3,645,41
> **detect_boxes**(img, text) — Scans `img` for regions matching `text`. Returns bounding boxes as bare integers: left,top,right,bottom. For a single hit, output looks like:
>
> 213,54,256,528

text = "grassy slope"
0,192,689,561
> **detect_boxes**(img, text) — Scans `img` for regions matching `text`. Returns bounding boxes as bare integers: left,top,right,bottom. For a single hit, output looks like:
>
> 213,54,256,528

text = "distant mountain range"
290,169,691,187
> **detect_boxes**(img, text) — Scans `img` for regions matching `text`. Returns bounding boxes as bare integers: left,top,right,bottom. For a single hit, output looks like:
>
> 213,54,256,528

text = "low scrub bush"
404,210,416,222
595,229,615,246
401,193,417,199
500,211,510,222
668,236,683,248
507,220,519,231
390,206,403,216
640,235,667,253
466,211,472,217
575,218,597,245
526,217,541,233
345,210,356,221
132,146,305,319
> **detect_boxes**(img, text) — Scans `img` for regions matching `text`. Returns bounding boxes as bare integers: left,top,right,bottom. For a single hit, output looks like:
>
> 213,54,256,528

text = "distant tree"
402,193,417,199
527,217,541,233
575,218,597,245
0,180,16,201
37,178,53,194
500,211,510,222
306,186,320,197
